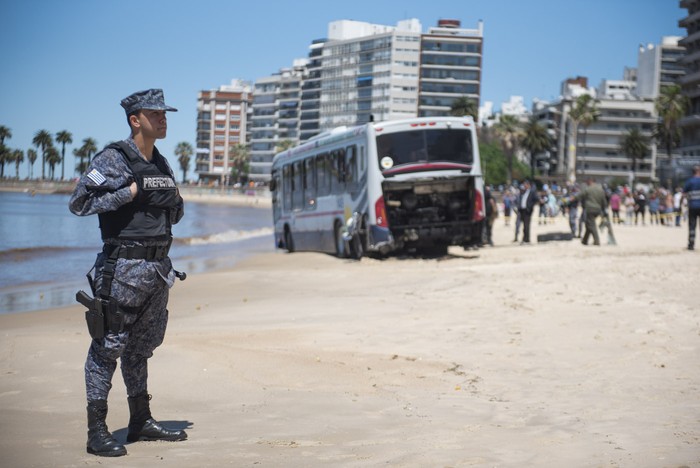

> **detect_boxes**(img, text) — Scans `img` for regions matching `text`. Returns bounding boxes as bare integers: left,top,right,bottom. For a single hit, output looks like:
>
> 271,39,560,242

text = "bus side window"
345,145,356,184
282,164,292,212
360,146,366,174
292,161,303,210
316,153,329,196
304,157,316,209
331,148,346,194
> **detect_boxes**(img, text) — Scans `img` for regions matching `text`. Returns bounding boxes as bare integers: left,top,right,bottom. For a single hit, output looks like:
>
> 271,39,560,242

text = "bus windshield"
376,128,473,171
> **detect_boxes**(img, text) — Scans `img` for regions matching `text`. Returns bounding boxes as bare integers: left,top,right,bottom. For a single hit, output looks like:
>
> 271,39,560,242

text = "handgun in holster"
76,290,125,340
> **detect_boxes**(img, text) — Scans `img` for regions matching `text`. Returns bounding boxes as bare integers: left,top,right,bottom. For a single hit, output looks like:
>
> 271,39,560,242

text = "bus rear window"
376,129,473,170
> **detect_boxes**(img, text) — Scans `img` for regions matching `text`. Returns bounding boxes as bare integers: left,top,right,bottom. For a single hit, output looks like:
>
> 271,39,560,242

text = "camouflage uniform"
69,138,183,401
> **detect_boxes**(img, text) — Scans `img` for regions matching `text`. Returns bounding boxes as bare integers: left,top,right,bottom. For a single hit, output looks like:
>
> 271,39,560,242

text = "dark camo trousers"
689,207,700,248
85,276,169,402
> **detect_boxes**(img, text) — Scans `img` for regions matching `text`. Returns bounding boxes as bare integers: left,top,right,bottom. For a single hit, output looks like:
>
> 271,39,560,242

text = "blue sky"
0,0,683,180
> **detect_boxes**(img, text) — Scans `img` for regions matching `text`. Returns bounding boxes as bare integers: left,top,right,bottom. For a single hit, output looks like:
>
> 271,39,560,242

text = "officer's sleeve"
69,149,134,216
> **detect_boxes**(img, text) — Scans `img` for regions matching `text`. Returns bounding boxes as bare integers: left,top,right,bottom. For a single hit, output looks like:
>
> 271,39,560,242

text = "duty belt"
103,240,171,261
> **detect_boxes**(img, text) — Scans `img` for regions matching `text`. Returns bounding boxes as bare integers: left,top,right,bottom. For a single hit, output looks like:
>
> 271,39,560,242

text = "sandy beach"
1,214,698,467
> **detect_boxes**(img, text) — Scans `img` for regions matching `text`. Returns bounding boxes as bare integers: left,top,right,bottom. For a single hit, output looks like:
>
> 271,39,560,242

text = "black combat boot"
86,400,127,457
126,393,187,442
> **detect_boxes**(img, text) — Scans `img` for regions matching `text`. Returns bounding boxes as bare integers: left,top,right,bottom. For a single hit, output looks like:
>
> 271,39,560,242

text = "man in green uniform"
578,177,607,246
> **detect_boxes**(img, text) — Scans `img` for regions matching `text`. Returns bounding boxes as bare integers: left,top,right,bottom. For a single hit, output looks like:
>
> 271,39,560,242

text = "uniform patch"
87,169,106,185
142,176,176,190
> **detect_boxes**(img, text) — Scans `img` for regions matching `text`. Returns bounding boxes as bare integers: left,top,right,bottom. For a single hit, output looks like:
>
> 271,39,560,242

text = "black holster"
77,291,126,340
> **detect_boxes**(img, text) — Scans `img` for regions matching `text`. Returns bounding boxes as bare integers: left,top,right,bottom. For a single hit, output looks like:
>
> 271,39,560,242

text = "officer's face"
134,110,167,139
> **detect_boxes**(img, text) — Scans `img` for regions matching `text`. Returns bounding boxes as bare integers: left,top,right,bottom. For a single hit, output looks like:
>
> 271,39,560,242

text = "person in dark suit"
517,180,538,244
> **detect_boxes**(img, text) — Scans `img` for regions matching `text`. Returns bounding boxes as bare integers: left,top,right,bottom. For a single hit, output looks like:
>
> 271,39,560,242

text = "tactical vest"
98,141,177,241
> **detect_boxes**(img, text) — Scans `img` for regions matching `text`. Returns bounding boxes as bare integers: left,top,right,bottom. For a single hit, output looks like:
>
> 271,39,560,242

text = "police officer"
684,164,700,250
69,89,187,457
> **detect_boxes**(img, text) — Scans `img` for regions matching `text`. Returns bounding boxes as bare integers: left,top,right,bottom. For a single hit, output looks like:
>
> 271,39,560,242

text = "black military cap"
120,88,178,114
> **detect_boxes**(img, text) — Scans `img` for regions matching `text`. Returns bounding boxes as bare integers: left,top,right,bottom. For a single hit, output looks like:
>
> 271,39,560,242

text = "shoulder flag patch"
87,169,106,185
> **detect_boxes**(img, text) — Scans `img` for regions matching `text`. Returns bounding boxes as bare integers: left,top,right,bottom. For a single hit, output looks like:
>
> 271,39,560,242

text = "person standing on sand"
578,177,607,246
69,89,187,457
517,180,538,244
683,165,700,251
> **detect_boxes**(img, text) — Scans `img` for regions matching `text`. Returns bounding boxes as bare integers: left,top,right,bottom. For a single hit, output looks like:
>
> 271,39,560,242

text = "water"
0,191,275,313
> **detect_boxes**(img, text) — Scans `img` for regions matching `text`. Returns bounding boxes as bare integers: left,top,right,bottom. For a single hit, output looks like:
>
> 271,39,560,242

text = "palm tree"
27,148,37,179
229,144,250,185
55,130,73,180
174,141,193,183
567,94,598,183
32,129,53,180
520,116,553,179
81,138,98,164
73,147,88,175
493,114,522,183
619,128,650,187
450,96,479,122
46,145,61,180
577,95,600,158
13,149,24,179
0,144,8,178
654,84,688,163
0,125,11,145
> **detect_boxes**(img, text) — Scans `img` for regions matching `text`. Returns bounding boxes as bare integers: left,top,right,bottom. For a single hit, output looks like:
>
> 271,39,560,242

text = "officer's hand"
130,182,138,200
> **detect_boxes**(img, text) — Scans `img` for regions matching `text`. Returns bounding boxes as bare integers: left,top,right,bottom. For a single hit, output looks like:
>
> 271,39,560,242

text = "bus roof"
271,115,475,166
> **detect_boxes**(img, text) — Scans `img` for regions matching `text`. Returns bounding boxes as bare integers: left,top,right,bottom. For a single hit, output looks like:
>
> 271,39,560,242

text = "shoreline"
0,180,272,208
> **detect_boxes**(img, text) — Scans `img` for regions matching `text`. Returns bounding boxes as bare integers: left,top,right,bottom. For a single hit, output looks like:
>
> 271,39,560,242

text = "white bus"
269,116,485,258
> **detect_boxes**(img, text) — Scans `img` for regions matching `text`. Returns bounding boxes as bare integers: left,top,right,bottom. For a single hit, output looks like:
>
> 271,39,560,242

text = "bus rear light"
375,196,388,227
463,123,471,127
473,189,485,221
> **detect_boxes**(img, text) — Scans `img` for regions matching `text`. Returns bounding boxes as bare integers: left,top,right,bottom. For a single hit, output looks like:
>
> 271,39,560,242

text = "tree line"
0,126,197,184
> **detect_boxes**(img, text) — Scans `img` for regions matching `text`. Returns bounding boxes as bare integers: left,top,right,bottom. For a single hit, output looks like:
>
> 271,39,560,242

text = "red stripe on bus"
382,162,472,176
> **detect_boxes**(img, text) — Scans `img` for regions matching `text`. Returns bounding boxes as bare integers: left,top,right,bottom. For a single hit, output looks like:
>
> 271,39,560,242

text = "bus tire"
349,215,366,260
334,222,348,258
284,227,295,253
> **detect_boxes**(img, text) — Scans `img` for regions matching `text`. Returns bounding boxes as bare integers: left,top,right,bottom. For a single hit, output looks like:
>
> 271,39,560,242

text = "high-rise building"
195,80,253,184
249,62,306,182
317,19,423,129
636,36,685,100
418,19,484,117
299,39,325,142
245,17,484,183
679,1,700,158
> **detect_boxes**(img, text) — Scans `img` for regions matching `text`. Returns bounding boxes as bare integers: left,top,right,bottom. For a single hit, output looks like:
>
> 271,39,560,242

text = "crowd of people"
492,165,700,251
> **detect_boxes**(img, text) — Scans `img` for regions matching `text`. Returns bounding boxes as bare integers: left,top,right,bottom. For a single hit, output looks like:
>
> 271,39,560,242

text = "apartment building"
679,1,700,157
249,62,306,182
637,36,685,99
299,39,325,141
418,19,484,117
318,19,422,129
195,80,253,184
533,79,657,184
